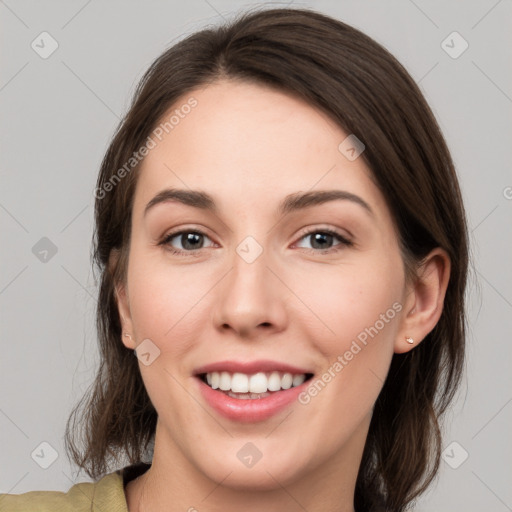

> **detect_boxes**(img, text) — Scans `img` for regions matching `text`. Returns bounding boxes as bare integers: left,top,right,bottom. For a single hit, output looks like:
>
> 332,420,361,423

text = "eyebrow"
143,188,374,218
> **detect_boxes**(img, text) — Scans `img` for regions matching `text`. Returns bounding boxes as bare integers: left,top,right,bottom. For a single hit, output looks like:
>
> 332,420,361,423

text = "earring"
405,336,414,344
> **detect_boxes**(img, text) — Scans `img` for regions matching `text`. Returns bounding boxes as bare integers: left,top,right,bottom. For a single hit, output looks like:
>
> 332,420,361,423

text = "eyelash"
158,227,353,256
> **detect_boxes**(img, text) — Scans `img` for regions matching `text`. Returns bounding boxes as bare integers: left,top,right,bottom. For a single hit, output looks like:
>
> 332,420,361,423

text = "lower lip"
196,376,310,423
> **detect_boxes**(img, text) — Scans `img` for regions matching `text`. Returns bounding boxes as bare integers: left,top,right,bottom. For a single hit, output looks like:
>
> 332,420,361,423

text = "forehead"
133,79,388,223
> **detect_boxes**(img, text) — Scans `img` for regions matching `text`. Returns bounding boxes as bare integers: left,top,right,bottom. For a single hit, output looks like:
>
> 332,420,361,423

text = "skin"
115,79,450,512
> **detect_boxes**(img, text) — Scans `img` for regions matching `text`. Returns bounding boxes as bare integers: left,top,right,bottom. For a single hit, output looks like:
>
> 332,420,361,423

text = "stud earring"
405,336,414,344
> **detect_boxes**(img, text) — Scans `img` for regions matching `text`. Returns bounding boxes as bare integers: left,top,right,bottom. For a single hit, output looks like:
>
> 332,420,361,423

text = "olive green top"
0,462,150,512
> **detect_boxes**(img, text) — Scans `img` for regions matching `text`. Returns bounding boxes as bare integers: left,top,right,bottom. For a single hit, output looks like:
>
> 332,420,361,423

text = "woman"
0,6,468,512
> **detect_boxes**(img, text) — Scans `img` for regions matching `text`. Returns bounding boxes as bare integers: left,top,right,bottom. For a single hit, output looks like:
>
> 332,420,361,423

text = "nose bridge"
213,231,287,336
228,233,272,308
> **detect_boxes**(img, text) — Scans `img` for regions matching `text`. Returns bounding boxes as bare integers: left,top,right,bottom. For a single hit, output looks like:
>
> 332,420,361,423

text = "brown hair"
65,7,469,511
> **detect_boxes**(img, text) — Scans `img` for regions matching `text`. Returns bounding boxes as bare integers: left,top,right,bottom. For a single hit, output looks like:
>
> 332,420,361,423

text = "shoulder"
0,469,128,512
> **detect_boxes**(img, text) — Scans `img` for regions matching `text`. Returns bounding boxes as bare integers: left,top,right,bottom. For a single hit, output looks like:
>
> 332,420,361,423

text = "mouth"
193,361,315,422
197,371,314,400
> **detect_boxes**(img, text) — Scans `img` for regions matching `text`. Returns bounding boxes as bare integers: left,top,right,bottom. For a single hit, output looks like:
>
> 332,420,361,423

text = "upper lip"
194,360,313,376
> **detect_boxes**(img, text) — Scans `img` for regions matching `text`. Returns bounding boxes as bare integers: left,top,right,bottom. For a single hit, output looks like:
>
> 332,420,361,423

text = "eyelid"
159,225,216,247
159,223,354,257
294,224,353,243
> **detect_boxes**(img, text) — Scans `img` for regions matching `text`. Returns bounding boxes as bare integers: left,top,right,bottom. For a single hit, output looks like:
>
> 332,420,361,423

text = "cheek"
292,260,402,449
292,256,401,414
125,256,212,430
127,252,208,343
291,256,402,353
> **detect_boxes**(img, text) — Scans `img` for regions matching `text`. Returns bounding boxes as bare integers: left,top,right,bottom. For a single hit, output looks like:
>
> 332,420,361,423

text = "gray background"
1,1,511,510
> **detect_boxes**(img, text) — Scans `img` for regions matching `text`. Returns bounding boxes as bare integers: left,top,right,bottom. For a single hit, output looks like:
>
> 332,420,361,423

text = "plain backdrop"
1,1,511,510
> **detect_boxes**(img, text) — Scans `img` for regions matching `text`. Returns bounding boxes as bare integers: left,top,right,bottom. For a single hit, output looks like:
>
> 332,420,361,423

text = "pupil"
311,233,332,249
179,232,333,251
182,233,202,250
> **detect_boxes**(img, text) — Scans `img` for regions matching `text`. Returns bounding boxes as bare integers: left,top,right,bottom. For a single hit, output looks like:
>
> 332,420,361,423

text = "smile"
201,371,310,397
194,360,314,422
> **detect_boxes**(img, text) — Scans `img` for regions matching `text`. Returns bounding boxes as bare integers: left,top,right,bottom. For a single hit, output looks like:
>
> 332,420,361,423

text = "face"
117,79,413,489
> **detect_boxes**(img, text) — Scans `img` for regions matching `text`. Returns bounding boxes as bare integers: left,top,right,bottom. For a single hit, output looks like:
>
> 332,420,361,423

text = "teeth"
281,373,293,389
232,372,249,392
204,371,308,394
292,374,306,387
249,372,268,393
211,372,219,390
226,390,271,399
219,371,231,391
268,371,282,391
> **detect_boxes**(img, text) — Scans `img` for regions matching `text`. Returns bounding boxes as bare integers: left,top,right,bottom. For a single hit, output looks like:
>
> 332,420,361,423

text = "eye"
159,226,353,256
294,227,353,254
159,229,215,255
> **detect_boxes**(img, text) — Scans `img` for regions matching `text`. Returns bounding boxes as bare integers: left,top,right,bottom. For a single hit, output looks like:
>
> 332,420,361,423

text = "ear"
109,249,136,350
394,247,451,354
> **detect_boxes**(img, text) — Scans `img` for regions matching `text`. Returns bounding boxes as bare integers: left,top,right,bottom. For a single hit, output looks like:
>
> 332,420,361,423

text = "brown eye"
159,230,215,255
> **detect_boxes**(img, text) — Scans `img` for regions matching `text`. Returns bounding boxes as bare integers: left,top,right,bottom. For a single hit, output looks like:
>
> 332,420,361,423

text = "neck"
127,418,370,512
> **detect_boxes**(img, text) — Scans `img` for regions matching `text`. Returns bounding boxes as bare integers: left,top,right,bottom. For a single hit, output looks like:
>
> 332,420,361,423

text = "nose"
212,246,289,340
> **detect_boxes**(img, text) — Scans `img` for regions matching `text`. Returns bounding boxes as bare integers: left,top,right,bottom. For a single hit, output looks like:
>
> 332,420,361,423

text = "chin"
191,442,314,491
203,460,305,491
